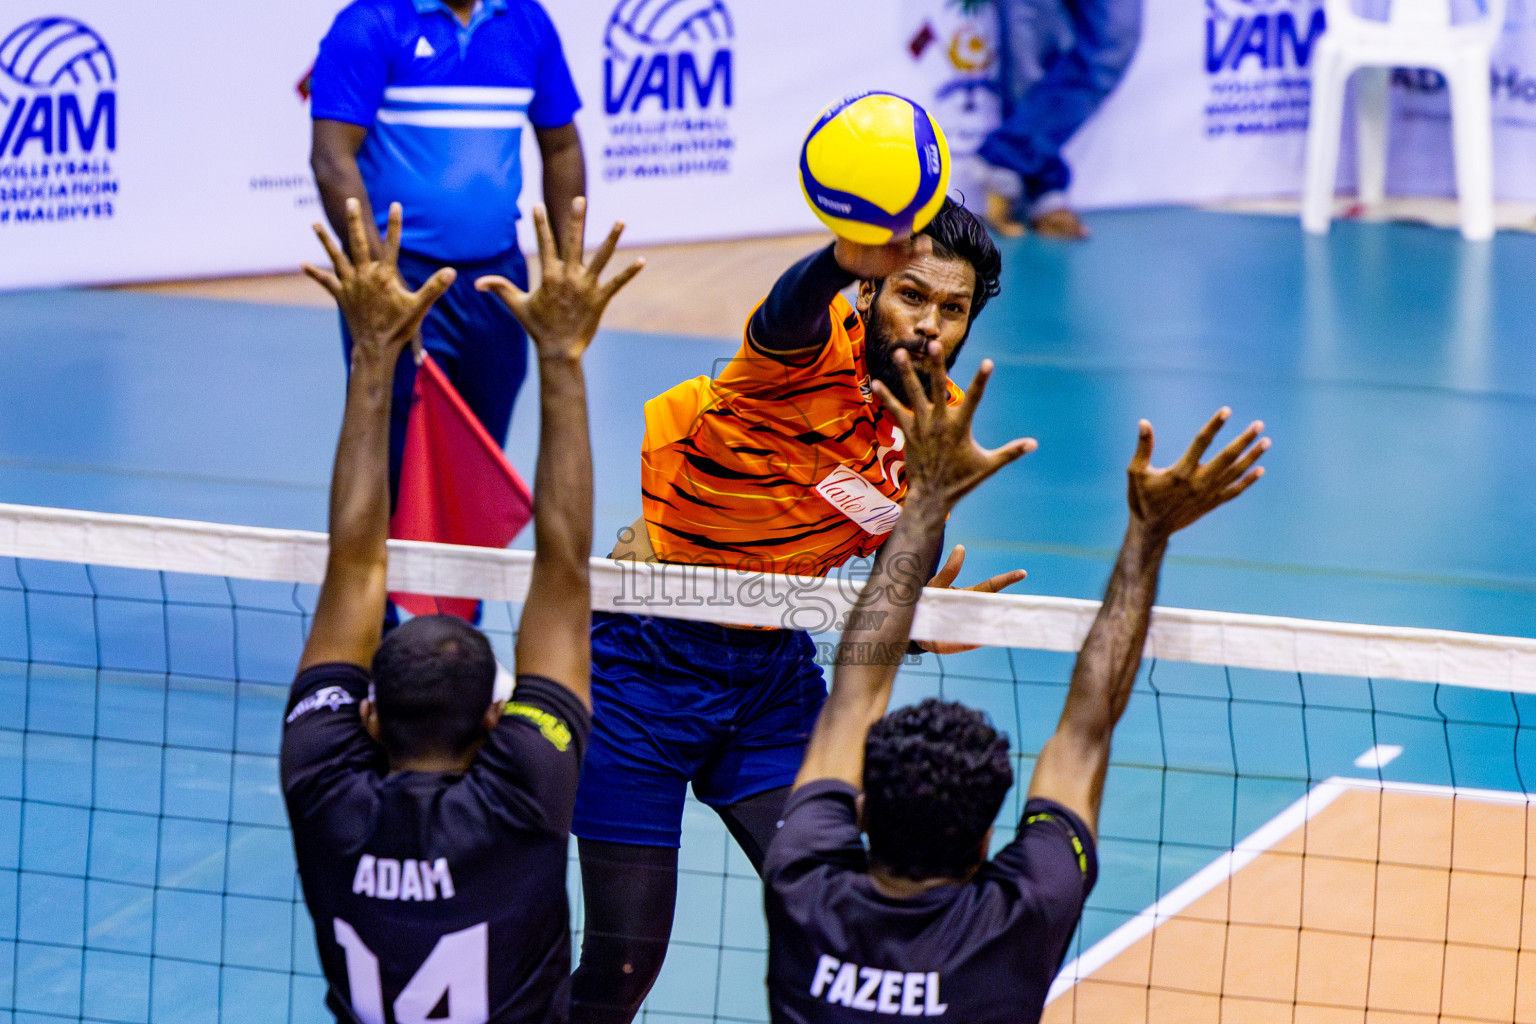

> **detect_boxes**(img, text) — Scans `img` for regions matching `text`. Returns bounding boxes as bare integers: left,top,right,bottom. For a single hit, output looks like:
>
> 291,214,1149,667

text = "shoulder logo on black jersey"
286,685,355,724
1025,811,1089,876
504,701,573,752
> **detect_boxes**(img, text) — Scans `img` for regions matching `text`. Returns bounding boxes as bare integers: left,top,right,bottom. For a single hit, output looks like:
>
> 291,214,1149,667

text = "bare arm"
793,345,1036,790
297,201,456,673
477,198,644,707
536,122,587,250
311,119,383,260
1028,410,1270,835
915,543,1028,655
792,491,945,789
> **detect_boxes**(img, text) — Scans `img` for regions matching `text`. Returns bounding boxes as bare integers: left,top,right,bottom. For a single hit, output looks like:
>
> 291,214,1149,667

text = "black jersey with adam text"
764,779,1097,1024
280,662,590,1024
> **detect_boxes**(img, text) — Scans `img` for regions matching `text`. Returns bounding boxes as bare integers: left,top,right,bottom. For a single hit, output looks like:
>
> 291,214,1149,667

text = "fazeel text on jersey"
810,955,948,1016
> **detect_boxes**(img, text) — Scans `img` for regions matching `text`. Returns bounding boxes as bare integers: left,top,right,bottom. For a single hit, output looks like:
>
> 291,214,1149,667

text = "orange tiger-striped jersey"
640,293,962,578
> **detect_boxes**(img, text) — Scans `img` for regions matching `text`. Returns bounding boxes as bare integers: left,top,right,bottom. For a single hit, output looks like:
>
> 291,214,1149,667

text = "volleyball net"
2,502,1534,1024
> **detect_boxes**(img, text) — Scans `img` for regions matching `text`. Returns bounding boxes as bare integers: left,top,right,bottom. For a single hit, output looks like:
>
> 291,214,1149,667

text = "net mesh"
2,504,1534,1024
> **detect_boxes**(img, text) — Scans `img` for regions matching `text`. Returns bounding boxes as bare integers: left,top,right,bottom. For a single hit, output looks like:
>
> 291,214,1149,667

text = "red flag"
389,353,532,620
908,22,936,59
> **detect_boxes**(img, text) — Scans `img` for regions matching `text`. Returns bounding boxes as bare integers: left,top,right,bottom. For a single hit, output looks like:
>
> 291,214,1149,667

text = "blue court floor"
2,208,1535,1023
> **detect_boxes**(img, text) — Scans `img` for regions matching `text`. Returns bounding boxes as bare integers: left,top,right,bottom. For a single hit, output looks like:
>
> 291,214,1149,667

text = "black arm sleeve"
748,244,858,355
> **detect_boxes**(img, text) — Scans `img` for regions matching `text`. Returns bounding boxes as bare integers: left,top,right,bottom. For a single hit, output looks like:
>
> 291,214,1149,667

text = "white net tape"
0,502,1532,691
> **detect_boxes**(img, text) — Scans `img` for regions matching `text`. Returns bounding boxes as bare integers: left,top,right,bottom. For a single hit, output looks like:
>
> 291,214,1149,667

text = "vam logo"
1205,0,1325,74
0,17,116,157
604,0,733,115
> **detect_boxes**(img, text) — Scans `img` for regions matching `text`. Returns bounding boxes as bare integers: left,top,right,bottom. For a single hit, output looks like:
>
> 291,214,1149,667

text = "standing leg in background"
427,247,531,457
978,0,1143,239
571,839,680,1024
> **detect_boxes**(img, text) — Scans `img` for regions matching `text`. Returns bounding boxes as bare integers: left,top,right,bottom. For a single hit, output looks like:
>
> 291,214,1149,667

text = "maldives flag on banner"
389,353,532,620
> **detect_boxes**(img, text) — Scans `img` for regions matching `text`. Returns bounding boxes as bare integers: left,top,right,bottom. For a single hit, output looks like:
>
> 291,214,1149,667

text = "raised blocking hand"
302,199,454,366
871,342,1037,511
919,543,1028,655
928,543,1027,597
476,197,644,362
1128,407,1269,539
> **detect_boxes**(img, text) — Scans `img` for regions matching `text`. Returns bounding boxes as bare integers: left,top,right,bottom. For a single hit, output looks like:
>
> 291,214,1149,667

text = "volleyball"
799,91,950,246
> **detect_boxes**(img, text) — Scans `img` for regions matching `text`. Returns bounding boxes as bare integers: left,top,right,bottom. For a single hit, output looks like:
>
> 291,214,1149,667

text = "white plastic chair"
1301,0,1507,241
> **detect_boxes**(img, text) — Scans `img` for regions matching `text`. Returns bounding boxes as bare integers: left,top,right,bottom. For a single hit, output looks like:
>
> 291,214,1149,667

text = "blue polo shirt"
312,0,580,262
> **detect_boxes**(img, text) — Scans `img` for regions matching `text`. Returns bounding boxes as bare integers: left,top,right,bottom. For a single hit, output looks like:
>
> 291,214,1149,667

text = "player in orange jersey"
569,200,1034,1024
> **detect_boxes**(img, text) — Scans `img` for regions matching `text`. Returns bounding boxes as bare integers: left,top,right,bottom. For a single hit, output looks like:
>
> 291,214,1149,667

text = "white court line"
1045,776,1536,1004
1354,743,1404,769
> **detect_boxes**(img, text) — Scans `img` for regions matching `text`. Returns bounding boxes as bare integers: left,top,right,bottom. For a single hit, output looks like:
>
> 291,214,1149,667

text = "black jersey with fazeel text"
763,780,1097,1024
280,662,590,1024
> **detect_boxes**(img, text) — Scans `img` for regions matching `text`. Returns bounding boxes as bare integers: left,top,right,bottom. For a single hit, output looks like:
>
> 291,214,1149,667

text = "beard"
863,302,929,400
863,300,962,401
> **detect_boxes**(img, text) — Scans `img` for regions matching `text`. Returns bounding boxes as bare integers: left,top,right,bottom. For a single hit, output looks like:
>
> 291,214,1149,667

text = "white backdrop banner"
527,0,911,250
1060,0,1536,207
3,0,1535,291
0,3,336,290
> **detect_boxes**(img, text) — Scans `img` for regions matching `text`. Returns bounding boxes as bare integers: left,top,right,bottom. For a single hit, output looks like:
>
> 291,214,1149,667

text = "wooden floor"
111,199,1536,343
1043,779,1536,1024
115,231,833,341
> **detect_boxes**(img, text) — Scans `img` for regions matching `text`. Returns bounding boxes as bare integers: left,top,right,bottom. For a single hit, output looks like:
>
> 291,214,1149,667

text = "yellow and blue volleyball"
799,91,951,246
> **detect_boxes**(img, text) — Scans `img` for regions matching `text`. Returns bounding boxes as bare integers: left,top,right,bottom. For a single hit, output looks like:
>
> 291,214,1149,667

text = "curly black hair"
371,614,496,759
863,698,1014,880
917,197,1003,325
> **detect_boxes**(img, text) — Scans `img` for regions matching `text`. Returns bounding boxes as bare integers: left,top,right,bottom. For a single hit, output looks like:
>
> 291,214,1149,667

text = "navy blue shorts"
340,246,530,504
572,612,828,847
